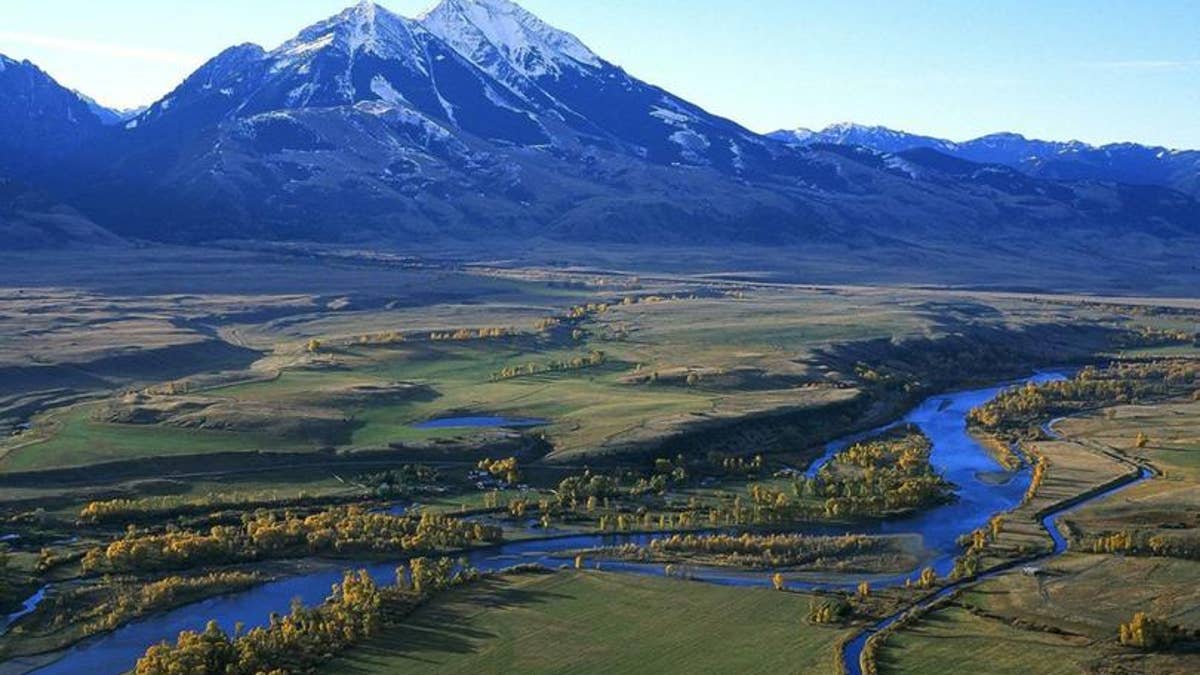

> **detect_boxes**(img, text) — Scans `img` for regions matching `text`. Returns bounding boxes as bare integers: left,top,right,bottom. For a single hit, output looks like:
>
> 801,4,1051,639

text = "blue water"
27,371,1110,675
412,416,548,430
1,587,47,636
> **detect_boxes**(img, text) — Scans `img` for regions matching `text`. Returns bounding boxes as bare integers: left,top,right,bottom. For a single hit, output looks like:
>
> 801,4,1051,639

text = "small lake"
412,416,548,430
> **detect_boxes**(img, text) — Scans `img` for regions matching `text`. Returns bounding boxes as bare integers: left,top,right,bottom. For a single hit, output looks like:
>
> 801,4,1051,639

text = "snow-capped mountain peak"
273,0,426,67
420,0,602,79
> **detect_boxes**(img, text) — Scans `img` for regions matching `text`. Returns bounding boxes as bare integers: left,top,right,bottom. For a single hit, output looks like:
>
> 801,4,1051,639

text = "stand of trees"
135,558,480,675
969,360,1200,435
807,596,850,624
82,507,501,575
798,428,954,517
88,572,262,636
477,457,521,484
536,432,950,536
354,464,441,498
1119,611,1196,650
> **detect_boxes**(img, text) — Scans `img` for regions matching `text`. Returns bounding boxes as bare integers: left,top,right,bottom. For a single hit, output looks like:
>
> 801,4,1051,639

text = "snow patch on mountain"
883,154,919,179
356,100,455,145
287,83,317,107
670,130,710,162
650,107,693,126
420,0,602,79
730,141,745,171
370,75,408,105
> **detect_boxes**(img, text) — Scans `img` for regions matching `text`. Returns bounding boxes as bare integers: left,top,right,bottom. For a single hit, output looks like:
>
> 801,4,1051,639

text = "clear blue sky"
2,0,1198,148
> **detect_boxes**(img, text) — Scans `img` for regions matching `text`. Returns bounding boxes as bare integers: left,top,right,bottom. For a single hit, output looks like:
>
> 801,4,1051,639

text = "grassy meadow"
323,571,851,675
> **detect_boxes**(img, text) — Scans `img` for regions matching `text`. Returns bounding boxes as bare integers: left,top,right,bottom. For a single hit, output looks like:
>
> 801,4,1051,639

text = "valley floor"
0,251,1198,674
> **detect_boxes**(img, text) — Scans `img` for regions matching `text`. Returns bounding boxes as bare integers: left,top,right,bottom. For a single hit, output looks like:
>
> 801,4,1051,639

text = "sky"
2,0,1198,148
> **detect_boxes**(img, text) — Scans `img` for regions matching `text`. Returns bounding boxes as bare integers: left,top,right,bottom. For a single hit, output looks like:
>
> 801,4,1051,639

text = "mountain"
3,0,1197,275
770,123,957,155
771,123,1200,197
119,0,772,173
0,53,108,173
72,0,823,241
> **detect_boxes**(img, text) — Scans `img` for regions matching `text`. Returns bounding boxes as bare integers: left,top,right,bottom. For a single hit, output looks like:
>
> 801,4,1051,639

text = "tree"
918,567,938,589
771,573,786,591
989,515,1004,538
1135,432,1150,449
857,581,870,599
1118,611,1189,650
305,338,322,354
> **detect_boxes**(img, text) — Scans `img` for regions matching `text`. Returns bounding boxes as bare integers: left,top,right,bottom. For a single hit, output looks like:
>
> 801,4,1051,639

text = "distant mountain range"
770,123,1200,197
1,0,1198,275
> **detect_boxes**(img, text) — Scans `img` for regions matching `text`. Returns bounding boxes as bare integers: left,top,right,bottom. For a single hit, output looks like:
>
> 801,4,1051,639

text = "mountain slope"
0,178,124,249
0,54,107,173
772,123,1200,197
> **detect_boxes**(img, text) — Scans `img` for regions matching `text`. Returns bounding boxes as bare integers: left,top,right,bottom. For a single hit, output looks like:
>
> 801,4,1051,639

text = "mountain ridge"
0,1,1197,274
770,123,1200,197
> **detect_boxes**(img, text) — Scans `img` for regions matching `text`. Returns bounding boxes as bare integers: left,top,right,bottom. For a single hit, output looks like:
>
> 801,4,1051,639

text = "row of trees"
430,326,511,341
135,559,476,675
489,350,606,381
1079,529,1200,560
78,489,369,525
82,508,501,574
583,532,889,570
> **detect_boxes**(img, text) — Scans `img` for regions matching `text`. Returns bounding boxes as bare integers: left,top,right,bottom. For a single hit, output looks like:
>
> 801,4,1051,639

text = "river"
25,370,1134,675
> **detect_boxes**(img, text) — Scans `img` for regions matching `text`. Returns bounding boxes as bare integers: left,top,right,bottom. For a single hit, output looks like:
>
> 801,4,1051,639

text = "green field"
0,404,282,471
324,571,851,674
877,605,1089,674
